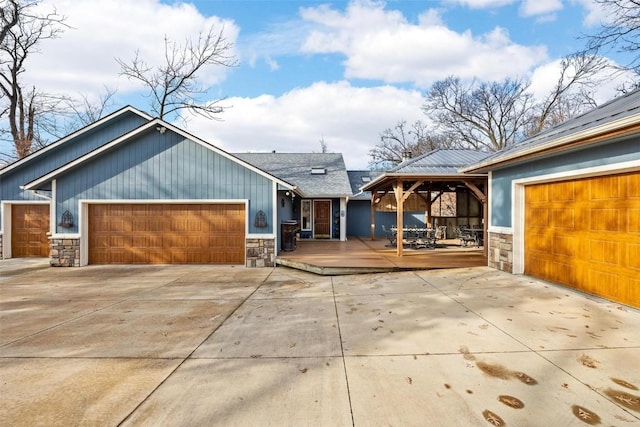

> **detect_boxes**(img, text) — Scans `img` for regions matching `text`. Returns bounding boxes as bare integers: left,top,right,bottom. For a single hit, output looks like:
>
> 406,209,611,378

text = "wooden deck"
276,236,487,275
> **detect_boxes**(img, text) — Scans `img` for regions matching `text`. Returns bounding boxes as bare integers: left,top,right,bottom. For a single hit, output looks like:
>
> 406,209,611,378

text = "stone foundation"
50,237,80,267
246,238,275,267
0,233,3,259
488,231,513,273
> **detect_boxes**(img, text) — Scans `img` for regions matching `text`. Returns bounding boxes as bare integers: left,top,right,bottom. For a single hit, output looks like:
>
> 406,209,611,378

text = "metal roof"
389,149,492,174
234,152,354,197
465,89,640,172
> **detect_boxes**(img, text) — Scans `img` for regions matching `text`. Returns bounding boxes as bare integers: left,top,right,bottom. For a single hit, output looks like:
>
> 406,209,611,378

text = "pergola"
360,151,489,257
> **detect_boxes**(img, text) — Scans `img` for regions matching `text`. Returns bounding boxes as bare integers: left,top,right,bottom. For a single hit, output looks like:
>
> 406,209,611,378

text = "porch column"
340,197,347,241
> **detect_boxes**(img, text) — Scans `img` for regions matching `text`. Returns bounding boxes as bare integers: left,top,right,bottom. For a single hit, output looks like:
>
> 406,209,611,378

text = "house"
359,149,490,255
234,152,353,241
0,106,300,267
464,89,640,308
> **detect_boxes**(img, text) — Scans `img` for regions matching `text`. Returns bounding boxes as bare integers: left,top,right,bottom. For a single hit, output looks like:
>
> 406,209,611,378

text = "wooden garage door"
11,204,50,257
525,171,640,308
89,203,245,265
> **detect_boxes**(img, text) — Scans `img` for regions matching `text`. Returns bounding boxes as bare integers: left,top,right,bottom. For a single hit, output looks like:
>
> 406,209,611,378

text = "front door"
313,200,331,239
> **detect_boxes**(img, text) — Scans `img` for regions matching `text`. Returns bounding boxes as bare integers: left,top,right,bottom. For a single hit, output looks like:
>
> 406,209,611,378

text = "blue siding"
54,129,274,234
347,200,423,237
0,112,148,224
490,137,640,228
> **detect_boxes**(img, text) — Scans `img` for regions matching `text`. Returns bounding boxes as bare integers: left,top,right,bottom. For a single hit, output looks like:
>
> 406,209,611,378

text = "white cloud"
520,0,563,17
529,57,635,104
442,0,515,9
183,82,426,169
28,0,239,96
299,1,548,86
570,0,608,27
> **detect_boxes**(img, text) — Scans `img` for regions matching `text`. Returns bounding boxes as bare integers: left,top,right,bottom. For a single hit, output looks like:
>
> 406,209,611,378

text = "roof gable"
23,119,295,191
0,106,152,177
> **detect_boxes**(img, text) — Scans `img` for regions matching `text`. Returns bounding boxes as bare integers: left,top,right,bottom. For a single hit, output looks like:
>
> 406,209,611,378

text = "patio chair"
454,226,476,247
381,225,396,247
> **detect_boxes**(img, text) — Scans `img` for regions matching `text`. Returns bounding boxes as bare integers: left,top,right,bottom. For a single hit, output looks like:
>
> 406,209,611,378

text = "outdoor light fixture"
59,210,74,228
156,125,167,134
254,210,268,228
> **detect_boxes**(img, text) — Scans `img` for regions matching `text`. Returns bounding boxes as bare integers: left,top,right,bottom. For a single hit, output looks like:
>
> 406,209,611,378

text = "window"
311,168,326,175
301,200,312,230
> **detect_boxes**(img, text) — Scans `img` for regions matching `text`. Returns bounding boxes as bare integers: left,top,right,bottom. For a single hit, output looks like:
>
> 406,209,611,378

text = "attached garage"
88,203,245,265
11,204,50,258
524,172,640,308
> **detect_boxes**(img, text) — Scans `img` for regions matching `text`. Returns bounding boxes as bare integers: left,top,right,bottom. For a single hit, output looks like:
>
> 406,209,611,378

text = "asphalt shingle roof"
347,170,382,199
233,152,353,197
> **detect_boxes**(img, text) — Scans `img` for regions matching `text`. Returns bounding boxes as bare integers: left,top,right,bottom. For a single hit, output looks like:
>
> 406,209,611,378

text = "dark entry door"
313,200,331,239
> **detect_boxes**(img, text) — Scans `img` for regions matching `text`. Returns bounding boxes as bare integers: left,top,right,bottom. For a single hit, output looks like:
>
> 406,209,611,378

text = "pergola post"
463,180,488,256
370,195,376,240
394,180,404,257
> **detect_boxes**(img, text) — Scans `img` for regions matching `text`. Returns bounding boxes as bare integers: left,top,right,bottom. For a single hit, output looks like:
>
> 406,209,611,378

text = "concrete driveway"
1,262,639,426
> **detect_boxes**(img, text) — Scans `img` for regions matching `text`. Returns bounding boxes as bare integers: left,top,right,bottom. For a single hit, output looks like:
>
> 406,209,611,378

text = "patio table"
390,227,436,249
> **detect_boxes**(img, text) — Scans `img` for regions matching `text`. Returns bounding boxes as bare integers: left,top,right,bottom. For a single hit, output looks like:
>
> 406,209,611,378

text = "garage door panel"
590,208,620,231
551,208,575,229
629,243,640,270
525,171,640,308
553,235,575,257
550,181,575,201
590,175,621,199
587,239,620,265
89,203,245,265
628,174,640,198
629,209,640,233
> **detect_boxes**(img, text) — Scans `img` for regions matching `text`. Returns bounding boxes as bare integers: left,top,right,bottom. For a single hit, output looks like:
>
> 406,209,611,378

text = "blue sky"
7,0,636,169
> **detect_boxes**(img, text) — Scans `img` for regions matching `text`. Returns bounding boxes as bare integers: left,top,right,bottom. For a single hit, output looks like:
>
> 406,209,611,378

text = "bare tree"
0,0,67,159
368,120,455,168
1,0,20,46
585,0,640,75
423,77,533,152
117,25,238,120
319,136,328,153
527,52,605,135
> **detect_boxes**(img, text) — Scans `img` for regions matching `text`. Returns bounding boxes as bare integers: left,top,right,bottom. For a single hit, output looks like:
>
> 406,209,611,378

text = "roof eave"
463,113,640,173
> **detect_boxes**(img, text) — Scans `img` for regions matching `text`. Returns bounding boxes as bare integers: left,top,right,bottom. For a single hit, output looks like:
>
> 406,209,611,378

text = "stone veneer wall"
488,232,513,274
246,238,275,267
50,237,80,267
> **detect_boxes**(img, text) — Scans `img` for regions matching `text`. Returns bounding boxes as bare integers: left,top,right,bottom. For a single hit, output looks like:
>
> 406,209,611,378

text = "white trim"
0,106,152,177
340,197,347,241
488,226,513,235
487,171,493,229
510,159,640,275
0,200,51,259
50,180,57,235
78,199,253,266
